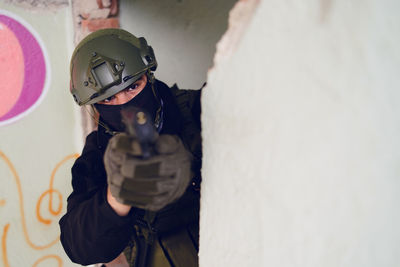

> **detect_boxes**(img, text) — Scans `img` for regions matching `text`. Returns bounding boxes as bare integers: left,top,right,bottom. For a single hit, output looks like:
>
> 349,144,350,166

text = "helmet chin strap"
86,71,164,136
147,71,164,132
85,105,118,136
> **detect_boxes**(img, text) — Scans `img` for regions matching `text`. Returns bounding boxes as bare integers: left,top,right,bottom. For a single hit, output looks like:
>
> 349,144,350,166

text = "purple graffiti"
0,11,48,125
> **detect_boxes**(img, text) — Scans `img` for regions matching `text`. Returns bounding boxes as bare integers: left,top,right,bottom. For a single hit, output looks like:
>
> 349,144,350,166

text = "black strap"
169,84,202,162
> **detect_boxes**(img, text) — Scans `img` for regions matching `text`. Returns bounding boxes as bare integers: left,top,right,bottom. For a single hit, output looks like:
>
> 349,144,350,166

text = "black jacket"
59,80,201,265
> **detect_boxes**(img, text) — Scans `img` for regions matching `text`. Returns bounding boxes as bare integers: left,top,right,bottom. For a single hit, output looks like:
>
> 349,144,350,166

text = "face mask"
94,83,159,133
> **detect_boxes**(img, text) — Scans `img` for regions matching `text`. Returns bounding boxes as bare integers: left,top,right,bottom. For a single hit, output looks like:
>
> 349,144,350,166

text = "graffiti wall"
0,3,82,267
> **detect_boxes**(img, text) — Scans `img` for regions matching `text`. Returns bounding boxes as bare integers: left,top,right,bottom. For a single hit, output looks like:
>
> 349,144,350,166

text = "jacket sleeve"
59,132,134,265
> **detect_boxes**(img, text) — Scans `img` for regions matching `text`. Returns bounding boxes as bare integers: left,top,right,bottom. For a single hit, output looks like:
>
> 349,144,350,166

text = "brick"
81,17,119,32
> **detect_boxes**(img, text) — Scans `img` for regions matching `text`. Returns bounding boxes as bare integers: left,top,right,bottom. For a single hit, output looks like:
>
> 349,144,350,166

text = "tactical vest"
122,85,202,267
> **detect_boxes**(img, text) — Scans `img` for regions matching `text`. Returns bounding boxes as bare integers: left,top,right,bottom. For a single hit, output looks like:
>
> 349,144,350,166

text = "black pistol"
120,107,158,159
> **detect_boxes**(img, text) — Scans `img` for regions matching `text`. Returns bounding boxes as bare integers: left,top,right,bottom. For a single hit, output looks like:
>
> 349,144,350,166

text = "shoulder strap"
169,84,202,162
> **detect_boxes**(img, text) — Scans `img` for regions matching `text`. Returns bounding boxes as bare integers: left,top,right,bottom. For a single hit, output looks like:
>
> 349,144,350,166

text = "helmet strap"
147,71,164,132
85,105,118,136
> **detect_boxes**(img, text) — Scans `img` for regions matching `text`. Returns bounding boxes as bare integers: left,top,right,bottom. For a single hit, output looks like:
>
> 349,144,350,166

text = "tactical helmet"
70,28,157,105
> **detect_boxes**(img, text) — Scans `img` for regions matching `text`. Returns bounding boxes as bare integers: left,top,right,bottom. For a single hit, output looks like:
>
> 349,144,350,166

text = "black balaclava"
94,82,160,133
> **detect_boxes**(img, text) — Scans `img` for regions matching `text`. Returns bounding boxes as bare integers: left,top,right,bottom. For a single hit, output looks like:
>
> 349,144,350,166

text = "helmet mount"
86,52,125,93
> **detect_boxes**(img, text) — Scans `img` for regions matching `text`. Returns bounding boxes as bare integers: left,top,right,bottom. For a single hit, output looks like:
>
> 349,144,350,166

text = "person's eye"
103,95,115,103
127,84,139,92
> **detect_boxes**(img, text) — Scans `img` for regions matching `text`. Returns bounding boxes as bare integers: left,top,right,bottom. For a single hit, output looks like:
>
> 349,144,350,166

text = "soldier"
59,28,202,267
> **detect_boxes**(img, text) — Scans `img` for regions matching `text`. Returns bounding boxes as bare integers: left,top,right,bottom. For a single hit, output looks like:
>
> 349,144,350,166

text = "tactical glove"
104,134,192,211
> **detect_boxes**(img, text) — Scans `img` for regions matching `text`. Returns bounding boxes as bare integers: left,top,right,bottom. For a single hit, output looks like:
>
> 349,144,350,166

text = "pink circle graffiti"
0,11,49,126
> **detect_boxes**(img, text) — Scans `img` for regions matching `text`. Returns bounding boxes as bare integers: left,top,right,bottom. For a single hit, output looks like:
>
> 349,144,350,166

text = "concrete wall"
0,3,81,267
200,0,400,266
119,0,237,89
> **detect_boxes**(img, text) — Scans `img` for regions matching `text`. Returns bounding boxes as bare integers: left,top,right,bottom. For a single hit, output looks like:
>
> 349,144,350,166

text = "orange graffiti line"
32,255,63,267
0,199,5,207
36,154,79,225
47,154,79,216
0,150,59,250
2,224,63,267
2,224,10,267
36,189,62,225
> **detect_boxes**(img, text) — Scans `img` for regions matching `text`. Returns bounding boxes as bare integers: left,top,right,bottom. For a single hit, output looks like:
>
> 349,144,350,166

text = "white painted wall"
201,0,400,266
0,3,81,267
119,0,237,89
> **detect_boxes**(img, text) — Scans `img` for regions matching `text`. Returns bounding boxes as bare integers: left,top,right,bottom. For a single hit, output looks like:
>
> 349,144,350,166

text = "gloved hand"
104,134,192,212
